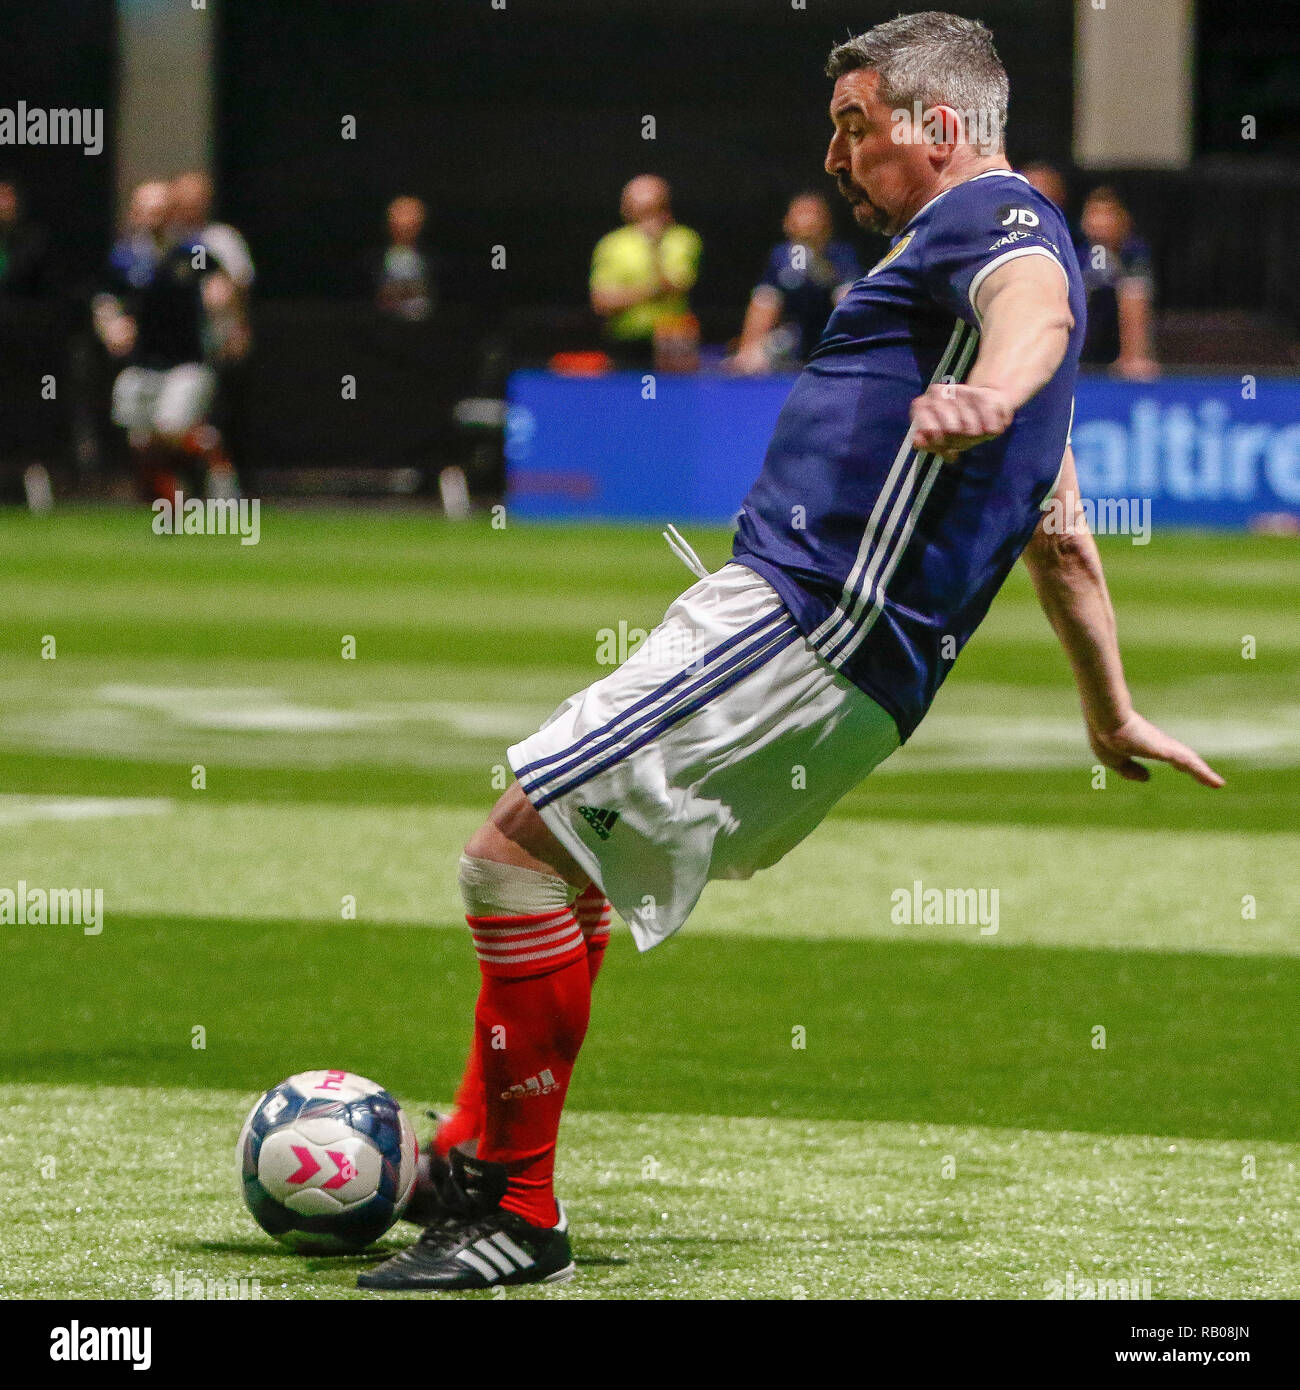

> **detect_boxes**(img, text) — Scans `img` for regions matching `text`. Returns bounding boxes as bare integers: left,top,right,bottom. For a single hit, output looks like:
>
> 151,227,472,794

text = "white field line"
0,795,174,826
91,686,535,736
4,685,1300,768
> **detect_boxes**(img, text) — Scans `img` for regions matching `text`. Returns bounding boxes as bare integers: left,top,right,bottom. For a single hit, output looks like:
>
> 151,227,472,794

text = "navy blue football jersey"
733,169,1086,740
756,238,863,360
107,237,209,370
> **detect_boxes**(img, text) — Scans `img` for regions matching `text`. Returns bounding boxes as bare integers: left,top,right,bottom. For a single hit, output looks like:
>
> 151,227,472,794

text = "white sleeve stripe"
968,245,1070,322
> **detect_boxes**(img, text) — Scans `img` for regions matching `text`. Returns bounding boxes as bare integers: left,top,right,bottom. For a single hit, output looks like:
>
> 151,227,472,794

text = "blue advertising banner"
506,370,1300,529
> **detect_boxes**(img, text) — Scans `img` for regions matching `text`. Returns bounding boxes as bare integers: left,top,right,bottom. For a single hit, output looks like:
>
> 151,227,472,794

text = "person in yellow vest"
589,175,702,368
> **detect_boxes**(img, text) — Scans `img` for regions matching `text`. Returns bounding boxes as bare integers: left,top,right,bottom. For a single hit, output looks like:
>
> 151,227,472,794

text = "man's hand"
1087,710,1224,788
1115,353,1160,382
102,314,136,358
726,345,770,376
1024,447,1225,794
909,382,1014,460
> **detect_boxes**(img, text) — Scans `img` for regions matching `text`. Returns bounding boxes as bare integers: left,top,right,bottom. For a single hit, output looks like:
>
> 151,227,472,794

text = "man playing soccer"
359,12,1222,1291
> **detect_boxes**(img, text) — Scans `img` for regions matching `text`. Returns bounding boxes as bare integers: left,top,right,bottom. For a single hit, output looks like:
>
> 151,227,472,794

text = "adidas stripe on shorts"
508,562,900,950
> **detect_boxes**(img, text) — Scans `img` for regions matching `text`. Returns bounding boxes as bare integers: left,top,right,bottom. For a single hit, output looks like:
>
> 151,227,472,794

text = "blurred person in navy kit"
1079,185,1158,380
0,179,57,488
171,171,255,360
93,180,236,501
0,179,53,299
171,171,255,496
730,192,863,373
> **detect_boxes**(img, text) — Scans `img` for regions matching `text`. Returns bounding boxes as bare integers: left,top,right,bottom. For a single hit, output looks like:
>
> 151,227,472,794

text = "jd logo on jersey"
998,206,1040,228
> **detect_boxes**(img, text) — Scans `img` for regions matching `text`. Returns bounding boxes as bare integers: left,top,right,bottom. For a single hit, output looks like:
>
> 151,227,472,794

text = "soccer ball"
237,1069,418,1252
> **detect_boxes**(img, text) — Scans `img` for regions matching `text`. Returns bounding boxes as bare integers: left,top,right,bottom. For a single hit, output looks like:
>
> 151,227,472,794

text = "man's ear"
924,104,962,149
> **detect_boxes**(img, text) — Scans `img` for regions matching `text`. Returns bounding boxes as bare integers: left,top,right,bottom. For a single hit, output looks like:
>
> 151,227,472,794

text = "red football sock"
574,883,612,985
433,1038,484,1157
437,886,613,1157
134,441,179,504
470,907,591,1227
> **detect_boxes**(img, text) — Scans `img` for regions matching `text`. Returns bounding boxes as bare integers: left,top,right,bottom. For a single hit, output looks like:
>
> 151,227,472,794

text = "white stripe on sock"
473,925,582,954
473,934,586,967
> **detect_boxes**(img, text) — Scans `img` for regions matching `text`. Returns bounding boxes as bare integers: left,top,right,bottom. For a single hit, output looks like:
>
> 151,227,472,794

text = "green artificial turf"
1,508,1296,1298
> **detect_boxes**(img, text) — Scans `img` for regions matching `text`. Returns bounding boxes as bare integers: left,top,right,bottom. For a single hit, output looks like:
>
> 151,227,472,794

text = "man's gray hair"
826,12,1008,150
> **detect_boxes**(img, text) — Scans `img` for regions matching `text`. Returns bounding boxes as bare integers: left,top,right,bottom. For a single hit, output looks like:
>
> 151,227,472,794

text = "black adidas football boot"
358,1149,575,1291
400,1113,474,1227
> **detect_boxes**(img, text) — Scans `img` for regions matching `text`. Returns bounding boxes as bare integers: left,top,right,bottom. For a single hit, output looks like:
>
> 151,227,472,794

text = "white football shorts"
111,362,216,438
508,562,900,950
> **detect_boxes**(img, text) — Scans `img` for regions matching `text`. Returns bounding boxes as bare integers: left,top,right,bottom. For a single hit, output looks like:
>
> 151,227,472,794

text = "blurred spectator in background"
1019,159,1089,265
108,178,172,293
1019,159,1067,212
171,171,253,496
171,171,254,291
0,178,52,298
1080,185,1159,380
728,192,861,373
93,179,234,501
590,175,701,368
171,170,255,360
374,195,434,322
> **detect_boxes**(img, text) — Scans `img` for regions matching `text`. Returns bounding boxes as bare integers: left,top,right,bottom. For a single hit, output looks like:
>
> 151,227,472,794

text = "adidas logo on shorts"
578,805,620,841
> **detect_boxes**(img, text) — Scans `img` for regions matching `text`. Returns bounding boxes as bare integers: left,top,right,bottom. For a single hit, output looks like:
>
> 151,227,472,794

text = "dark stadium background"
3,0,1299,487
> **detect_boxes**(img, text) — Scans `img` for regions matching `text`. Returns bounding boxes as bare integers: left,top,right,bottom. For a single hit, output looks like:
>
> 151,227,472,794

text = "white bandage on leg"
457,853,573,920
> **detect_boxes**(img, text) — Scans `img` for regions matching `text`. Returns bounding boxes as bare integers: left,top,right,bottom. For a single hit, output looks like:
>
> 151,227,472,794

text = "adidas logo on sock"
578,805,620,841
500,1068,559,1101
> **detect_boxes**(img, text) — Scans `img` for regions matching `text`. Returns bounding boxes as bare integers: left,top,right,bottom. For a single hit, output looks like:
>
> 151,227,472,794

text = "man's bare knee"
464,782,589,890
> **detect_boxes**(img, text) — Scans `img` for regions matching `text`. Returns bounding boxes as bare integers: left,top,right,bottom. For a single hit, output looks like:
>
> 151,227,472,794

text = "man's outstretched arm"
1021,447,1224,788
910,253,1074,461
